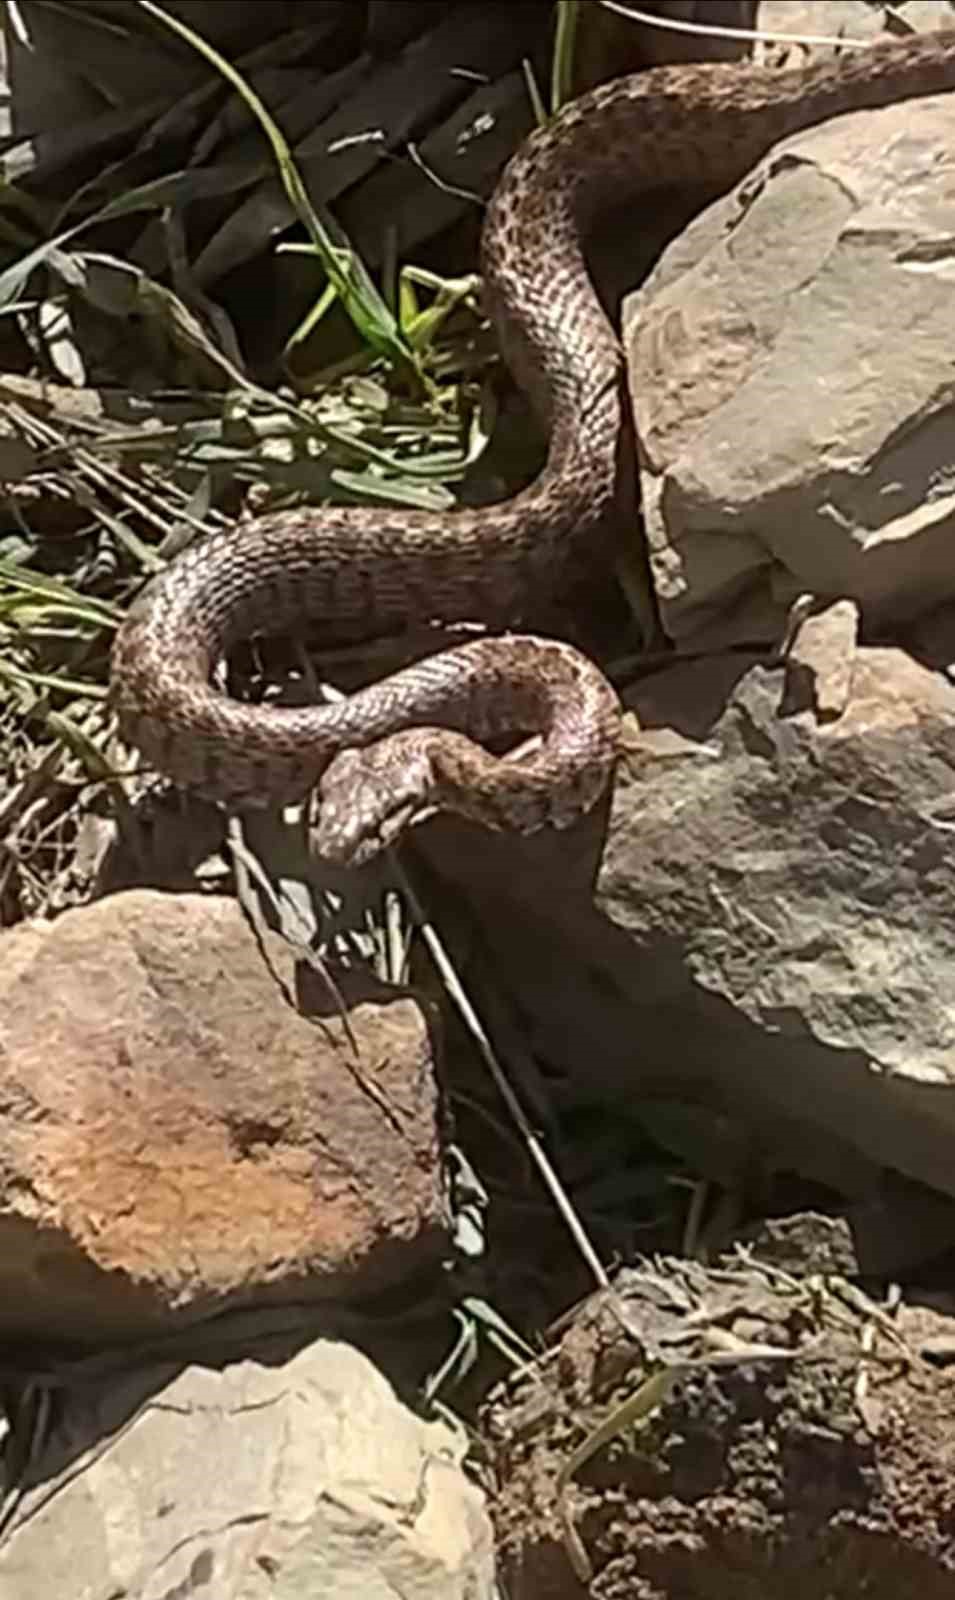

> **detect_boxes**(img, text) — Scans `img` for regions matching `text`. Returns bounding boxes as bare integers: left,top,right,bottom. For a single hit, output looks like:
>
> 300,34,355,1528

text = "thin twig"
393,856,611,1292
598,0,878,52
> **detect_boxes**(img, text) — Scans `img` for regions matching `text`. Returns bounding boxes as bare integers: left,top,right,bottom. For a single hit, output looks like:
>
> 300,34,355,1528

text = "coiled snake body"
110,30,955,863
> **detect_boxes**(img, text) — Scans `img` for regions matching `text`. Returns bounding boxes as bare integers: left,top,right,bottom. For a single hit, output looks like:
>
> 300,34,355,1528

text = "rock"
0,1329,496,1600
782,597,859,720
417,642,955,1224
737,1210,860,1277
484,1256,955,1596
624,91,955,646
755,0,955,68
0,891,447,1342
848,1174,955,1278
736,1180,955,1281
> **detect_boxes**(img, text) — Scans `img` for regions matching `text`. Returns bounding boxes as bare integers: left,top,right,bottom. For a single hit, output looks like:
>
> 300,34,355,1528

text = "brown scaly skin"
110,29,955,862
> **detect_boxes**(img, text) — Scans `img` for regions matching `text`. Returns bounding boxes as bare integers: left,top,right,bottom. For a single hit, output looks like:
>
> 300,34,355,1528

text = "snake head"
312,738,438,867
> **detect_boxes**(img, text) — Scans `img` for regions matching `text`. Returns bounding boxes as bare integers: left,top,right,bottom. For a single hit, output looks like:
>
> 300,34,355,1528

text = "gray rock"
0,1335,496,1600
420,640,955,1208
624,92,955,645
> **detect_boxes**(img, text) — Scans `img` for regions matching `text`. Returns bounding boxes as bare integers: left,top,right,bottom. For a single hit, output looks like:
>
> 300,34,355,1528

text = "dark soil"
481,1260,955,1598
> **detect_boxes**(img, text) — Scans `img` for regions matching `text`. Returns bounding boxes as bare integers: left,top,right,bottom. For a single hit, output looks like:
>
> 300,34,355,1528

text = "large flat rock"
419,637,955,1209
625,93,955,645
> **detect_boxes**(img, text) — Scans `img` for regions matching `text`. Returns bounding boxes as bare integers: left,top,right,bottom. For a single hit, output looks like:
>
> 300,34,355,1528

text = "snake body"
110,29,955,863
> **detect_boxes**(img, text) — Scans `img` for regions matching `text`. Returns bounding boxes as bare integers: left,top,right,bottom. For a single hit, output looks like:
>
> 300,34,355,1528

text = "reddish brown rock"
0,891,447,1341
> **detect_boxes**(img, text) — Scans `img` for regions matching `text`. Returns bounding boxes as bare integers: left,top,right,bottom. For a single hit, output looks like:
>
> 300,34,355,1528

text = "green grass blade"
0,558,120,628
0,174,194,312
551,0,581,113
137,0,420,382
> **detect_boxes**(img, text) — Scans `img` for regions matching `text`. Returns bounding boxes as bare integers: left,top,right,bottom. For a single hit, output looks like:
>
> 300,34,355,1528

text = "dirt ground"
481,1258,955,1598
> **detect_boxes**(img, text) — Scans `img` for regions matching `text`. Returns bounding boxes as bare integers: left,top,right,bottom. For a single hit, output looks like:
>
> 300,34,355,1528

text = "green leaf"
137,0,422,383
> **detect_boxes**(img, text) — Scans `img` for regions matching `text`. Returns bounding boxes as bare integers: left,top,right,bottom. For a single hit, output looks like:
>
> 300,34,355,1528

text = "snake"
109,27,955,865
